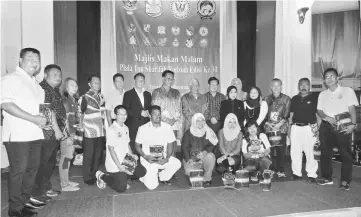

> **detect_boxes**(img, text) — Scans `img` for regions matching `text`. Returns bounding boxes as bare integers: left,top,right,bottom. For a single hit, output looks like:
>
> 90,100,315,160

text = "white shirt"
242,133,271,154
135,122,176,156
135,88,145,108
105,89,124,119
1,67,45,142
105,122,130,173
317,85,359,117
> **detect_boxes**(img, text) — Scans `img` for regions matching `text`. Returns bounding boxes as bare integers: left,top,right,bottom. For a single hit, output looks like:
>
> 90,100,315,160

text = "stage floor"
1,160,361,217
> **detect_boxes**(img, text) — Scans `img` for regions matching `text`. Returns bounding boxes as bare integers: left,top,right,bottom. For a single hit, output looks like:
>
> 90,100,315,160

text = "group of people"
1,47,359,217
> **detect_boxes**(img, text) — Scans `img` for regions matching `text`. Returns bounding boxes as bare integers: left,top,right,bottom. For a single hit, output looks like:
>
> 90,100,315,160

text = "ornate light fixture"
297,7,309,24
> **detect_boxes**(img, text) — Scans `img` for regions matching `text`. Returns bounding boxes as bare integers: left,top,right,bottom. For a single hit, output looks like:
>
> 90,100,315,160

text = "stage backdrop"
114,0,220,94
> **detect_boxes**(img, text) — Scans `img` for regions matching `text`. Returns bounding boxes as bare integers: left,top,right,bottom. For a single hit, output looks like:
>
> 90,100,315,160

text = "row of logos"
129,24,209,37
122,0,216,20
129,36,209,48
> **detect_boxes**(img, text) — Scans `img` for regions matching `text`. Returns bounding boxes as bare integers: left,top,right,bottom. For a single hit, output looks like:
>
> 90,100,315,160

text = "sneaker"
340,181,350,191
251,176,258,182
291,174,302,180
308,177,317,183
317,179,334,185
203,181,212,187
96,171,106,189
69,181,79,187
46,189,60,197
277,172,286,178
25,202,44,209
61,185,80,192
30,197,47,206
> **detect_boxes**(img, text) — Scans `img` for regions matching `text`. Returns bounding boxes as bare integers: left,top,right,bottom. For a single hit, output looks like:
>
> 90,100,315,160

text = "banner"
115,0,220,94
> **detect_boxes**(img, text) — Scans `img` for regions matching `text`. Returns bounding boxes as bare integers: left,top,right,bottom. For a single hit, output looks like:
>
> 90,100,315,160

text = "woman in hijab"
182,113,218,187
220,86,245,128
244,86,268,127
216,113,243,174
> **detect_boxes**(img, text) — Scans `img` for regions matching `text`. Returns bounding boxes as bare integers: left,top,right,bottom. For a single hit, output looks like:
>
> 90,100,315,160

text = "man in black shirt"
289,78,319,182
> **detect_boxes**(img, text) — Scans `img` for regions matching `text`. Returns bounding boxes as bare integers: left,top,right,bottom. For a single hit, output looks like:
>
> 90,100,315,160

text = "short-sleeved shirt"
105,122,130,173
105,89,124,119
317,85,359,117
242,133,271,154
290,93,318,124
1,67,45,142
135,122,176,156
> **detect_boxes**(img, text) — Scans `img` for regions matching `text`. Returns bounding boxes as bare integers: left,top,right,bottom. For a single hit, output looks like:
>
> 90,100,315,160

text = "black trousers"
102,164,146,193
319,121,353,183
216,155,242,174
4,140,42,212
82,137,105,183
32,139,59,197
270,146,286,173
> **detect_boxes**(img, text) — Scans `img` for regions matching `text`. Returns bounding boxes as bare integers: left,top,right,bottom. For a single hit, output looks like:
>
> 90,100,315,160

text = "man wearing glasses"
317,68,359,190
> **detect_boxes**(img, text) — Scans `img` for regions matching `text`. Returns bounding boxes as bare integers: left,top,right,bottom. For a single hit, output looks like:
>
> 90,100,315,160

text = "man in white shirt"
1,48,48,216
135,105,181,190
317,68,359,190
95,105,146,192
105,73,125,126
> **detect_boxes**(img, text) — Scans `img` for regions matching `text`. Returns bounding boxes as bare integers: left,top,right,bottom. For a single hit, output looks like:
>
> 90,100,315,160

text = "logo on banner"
199,38,208,48
185,39,193,48
158,38,167,47
129,35,137,45
171,26,180,36
157,26,166,34
128,23,136,33
199,26,208,36
122,0,138,15
144,37,151,46
172,38,180,47
144,24,151,33
145,0,162,18
197,0,216,19
170,0,191,19
186,26,194,36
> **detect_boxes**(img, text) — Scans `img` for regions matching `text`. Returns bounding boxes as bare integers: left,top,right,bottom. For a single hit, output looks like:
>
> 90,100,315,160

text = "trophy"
235,169,250,189
150,145,164,161
189,162,204,188
267,131,282,147
39,103,53,127
260,169,272,191
222,167,236,189
190,149,201,163
334,112,355,133
122,153,137,174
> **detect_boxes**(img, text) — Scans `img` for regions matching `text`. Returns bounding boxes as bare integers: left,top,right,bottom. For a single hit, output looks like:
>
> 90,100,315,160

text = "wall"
255,1,276,96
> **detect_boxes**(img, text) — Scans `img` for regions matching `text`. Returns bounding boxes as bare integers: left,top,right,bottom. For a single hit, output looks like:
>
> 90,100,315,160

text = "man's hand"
99,94,105,105
55,130,64,140
325,116,336,125
157,158,169,165
32,115,48,128
141,110,150,118
342,125,356,135
118,165,133,175
210,117,218,125
143,155,157,163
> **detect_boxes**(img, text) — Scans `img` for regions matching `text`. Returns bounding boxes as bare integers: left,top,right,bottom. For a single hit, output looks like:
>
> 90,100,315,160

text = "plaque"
222,171,236,189
122,153,137,174
334,112,355,133
235,169,249,188
39,103,52,127
260,170,272,191
150,145,164,161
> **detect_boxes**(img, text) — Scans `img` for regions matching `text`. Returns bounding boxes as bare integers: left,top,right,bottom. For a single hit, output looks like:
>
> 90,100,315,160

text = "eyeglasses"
324,75,336,80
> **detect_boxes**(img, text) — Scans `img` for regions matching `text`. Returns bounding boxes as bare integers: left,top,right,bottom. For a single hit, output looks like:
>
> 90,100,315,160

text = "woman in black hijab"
220,86,245,129
244,86,268,129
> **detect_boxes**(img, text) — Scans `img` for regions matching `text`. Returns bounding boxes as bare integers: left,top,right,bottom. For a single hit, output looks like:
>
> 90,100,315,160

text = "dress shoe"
308,177,317,183
291,174,303,180
29,197,46,206
8,210,24,217
25,202,44,210
46,189,60,197
21,207,38,216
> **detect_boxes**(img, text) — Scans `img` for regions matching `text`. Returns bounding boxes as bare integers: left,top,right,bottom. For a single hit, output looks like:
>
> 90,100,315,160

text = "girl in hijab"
244,86,268,127
216,113,243,174
220,86,245,128
182,113,218,187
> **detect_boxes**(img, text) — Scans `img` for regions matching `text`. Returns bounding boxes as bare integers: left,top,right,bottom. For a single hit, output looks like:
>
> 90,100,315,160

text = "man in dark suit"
123,73,152,153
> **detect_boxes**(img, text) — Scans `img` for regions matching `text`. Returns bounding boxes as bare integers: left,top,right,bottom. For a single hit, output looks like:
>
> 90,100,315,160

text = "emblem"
199,38,208,48
171,26,180,36
122,0,138,15
172,38,180,47
185,39,193,48
157,26,166,34
199,26,208,36
144,37,151,46
145,0,162,18
197,0,216,19
129,35,137,45
143,24,151,33
170,0,191,19
157,38,167,47
186,26,194,36
128,23,136,33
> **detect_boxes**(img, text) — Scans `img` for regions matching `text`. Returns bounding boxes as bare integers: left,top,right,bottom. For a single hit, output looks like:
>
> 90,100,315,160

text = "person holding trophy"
135,106,181,190
95,105,146,193
317,68,359,190
182,113,218,187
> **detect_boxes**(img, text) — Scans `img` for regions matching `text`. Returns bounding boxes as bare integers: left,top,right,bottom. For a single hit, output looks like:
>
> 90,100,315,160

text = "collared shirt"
135,121,176,156
105,122,130,173
1,67,45,142
181,92,207,132
290,93,318,124
317,85,359,117
151,86,182,130
135,88,145,108
264,93,291,123
63,96,80,135
80,90,105,138
40,79,67,140
203,91,226,121
105,89,124,119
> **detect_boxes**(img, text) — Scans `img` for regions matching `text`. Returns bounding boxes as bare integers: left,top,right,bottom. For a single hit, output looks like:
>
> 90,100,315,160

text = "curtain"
312,11,361,79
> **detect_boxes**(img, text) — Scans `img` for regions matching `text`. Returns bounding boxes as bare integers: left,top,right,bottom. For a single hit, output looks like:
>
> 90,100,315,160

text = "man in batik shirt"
263,78,291,178
204,77,226,133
